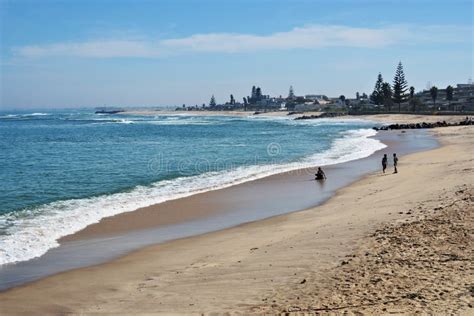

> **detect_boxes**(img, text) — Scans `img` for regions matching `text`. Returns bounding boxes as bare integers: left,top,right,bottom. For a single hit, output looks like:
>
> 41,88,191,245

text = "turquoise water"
0,109,383,264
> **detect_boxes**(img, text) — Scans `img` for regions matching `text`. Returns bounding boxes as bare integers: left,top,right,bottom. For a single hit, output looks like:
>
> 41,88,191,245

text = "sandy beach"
2,0,472,313
0,121,472,314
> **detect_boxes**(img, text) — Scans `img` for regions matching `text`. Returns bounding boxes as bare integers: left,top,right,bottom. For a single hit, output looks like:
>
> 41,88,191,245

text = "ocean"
0,109,385,265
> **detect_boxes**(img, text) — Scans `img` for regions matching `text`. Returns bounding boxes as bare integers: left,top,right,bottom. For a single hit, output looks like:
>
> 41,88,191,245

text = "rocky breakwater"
294,112,346,120
374,117,473,131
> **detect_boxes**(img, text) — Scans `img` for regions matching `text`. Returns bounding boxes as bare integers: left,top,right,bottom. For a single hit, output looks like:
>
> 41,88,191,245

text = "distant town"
172,62,474,115
95,62,474,116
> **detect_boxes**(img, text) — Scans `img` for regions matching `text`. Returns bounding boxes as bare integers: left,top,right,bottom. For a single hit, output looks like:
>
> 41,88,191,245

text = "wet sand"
62,132,435,241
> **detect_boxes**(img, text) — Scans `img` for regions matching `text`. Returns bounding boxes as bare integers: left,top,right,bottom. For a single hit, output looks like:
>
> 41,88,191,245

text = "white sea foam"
147,120,221,125
28,112,50,116
1,113,52,119
0,128,385,265
0,114,19,119
0,113,50,119
115,119,134,124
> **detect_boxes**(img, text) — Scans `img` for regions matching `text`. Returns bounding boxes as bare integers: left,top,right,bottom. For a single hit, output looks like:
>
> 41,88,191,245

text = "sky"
0,0,472,109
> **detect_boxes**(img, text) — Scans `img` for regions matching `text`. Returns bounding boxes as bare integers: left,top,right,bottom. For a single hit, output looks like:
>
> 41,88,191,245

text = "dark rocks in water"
294,112,346,120
373,118,473,131
95,110,123,114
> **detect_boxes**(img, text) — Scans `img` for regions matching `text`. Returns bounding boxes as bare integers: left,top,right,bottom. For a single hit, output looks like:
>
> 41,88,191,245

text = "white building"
305,94,330,105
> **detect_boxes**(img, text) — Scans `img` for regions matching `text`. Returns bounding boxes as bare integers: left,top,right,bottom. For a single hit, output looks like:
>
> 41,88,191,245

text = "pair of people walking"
382,153,398,174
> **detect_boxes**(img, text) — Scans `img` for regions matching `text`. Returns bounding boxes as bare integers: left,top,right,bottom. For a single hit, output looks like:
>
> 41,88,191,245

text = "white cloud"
12,24,470,59
14,40,160,58
161,25,393,52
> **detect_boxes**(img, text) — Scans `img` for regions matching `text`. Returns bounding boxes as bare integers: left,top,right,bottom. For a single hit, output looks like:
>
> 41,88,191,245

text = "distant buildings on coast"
174,62,474,114
174,80,473,114
416,83,474,112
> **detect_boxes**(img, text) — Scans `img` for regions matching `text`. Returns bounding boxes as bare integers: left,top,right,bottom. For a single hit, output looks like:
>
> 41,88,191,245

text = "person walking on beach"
393,153,398,174
382,154,388,174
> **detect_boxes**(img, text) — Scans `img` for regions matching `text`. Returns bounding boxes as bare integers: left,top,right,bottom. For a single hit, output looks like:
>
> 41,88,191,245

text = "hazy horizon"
1,0,472,109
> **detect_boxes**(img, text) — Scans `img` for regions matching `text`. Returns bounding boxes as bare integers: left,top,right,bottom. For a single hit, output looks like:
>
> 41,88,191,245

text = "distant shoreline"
121,109,471,125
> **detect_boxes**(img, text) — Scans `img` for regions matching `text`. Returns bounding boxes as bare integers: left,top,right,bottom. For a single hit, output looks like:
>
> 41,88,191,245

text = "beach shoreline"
59,131,419,242
0,113,384,268
0,119,472,314
0,124,438,290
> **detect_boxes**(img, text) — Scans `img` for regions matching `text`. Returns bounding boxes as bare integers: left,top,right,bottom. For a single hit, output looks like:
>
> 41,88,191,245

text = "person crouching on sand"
382,154,388,174
315,167,326,180
393,153,398,174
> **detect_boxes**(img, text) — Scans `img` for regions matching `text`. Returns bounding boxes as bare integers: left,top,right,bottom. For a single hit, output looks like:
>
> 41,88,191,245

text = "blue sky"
0,0,472,108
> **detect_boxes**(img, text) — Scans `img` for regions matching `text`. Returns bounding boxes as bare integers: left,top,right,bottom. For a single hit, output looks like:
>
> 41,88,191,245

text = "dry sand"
256,184,473,314
0,125,472,315
355,113,470,124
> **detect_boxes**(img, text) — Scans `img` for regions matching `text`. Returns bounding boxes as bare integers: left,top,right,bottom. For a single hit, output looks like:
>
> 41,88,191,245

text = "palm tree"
446,85,454,111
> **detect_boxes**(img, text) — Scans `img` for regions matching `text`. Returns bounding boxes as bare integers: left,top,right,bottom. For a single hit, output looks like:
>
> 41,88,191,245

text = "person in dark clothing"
393,153,398,173
382,154,388,174
315,167,326,180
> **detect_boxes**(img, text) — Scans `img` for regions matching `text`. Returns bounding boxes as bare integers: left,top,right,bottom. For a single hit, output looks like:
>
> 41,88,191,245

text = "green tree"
230,94,235,105
209,95,217,108
392,62,408,112
430,86,438,107
446,85,454,110
288,86,295,99
382,82,393,111
370,73,384,105
356,92,360,100
255,87,262,100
